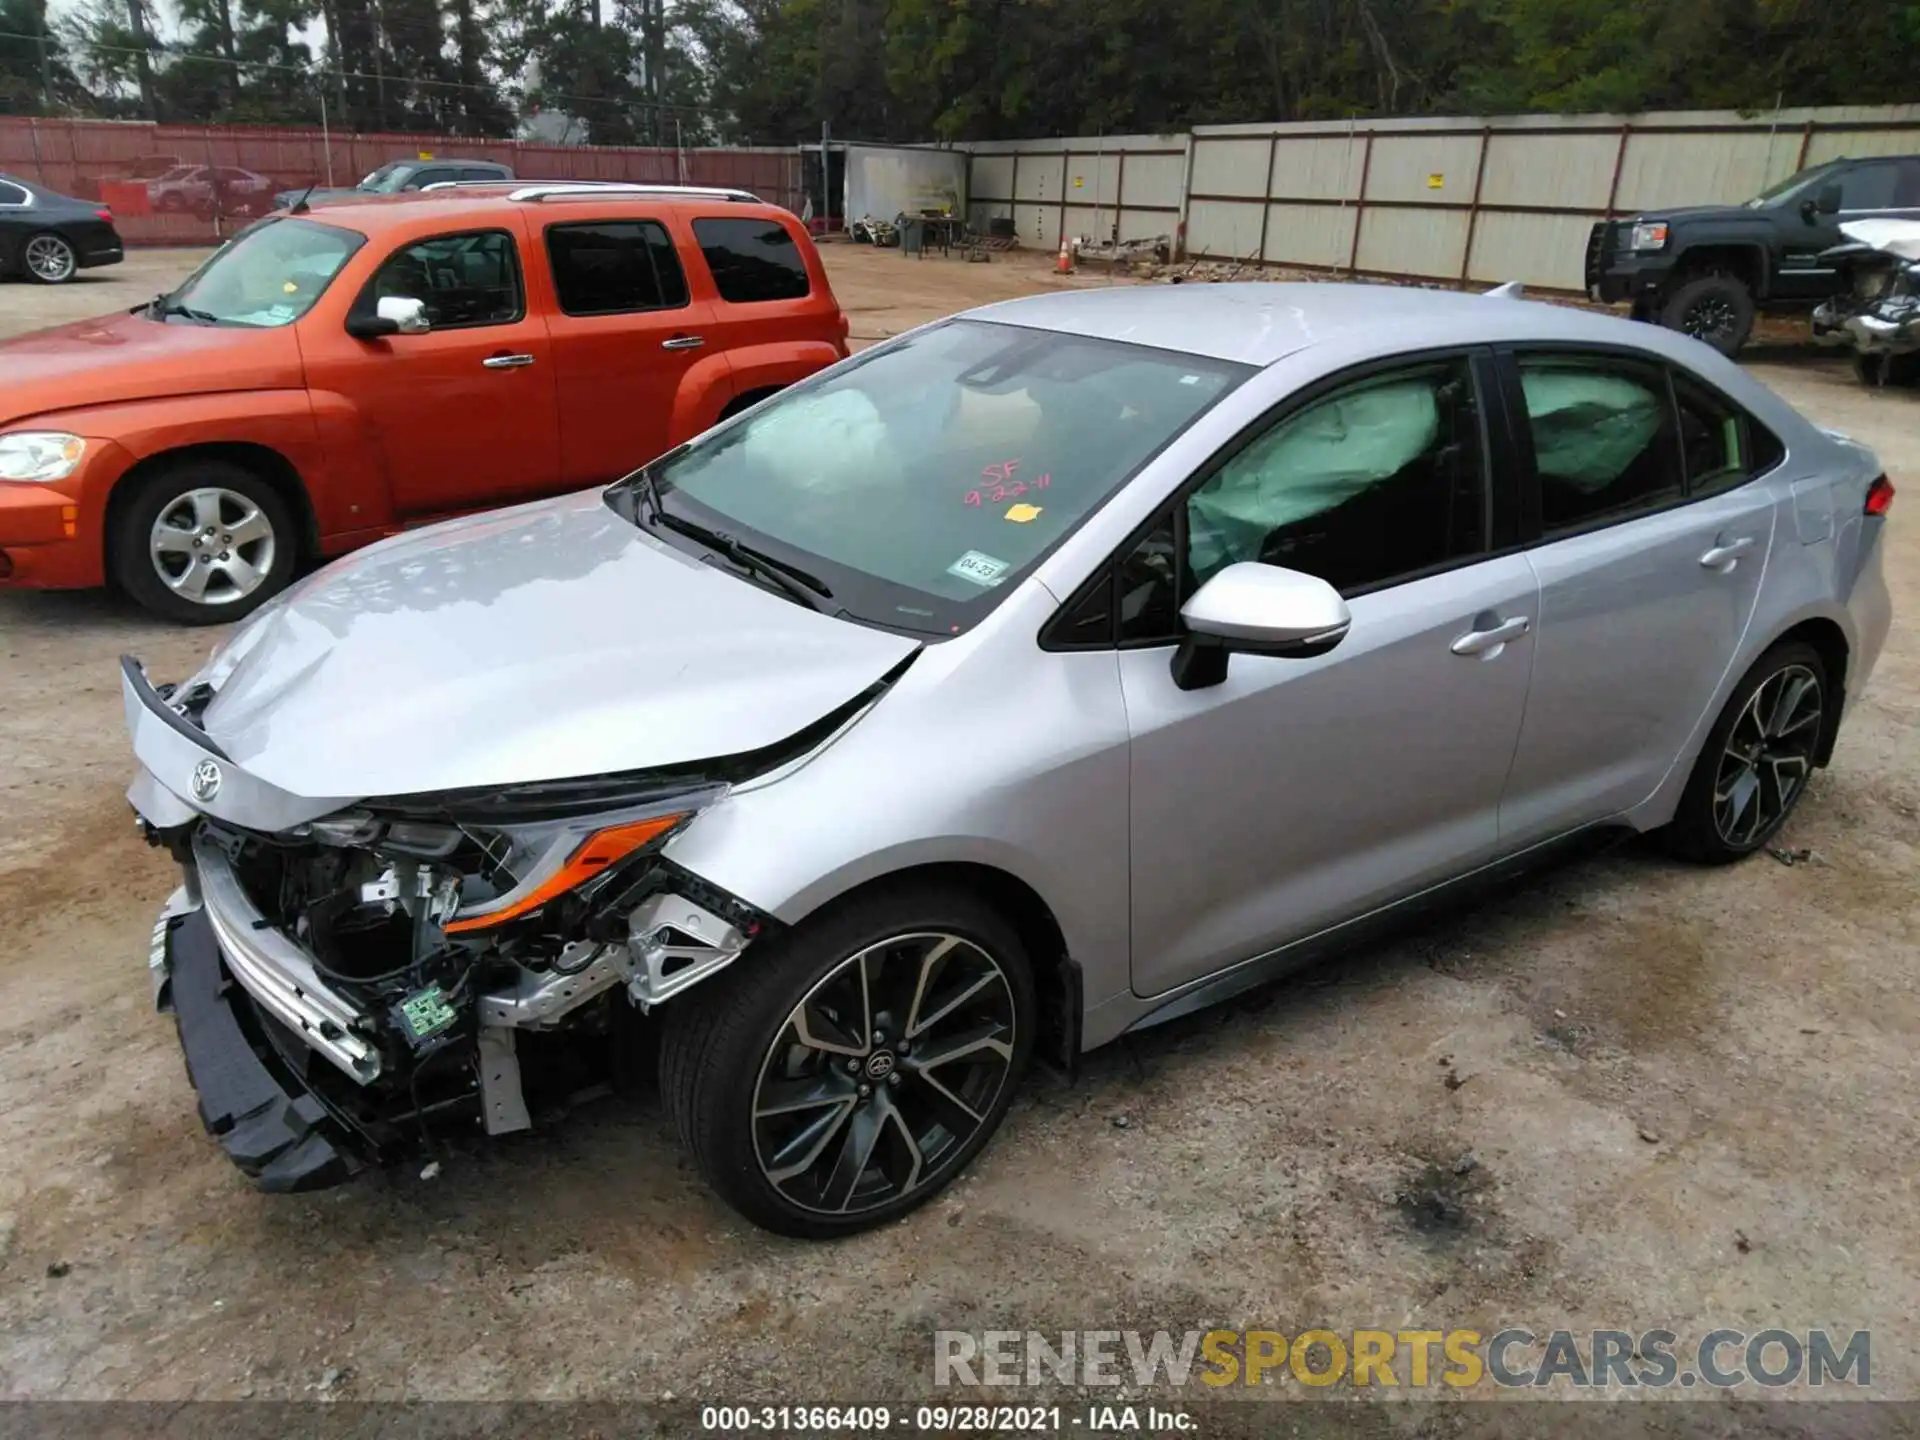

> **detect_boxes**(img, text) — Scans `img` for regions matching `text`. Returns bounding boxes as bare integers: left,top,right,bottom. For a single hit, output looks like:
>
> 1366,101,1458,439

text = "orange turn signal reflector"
442,813,684,934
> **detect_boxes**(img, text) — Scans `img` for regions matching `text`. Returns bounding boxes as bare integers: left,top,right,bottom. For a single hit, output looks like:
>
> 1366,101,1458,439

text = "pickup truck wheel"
1660,275,1754,356
112,460,298,625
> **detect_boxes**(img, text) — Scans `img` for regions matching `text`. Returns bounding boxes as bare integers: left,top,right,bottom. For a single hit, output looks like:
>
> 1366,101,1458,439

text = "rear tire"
21,231,78,284
659,883,1034,1238
1664,641,1828,865
111,459,300,625
1659,274,1755,356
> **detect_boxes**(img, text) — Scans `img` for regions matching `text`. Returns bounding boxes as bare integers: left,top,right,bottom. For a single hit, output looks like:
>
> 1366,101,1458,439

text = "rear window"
0,180,28,206
693,216,811,303
545,220,689,316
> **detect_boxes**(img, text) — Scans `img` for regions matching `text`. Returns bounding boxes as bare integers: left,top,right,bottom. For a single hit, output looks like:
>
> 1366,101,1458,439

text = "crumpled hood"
194,490,920,801
0,311,306,428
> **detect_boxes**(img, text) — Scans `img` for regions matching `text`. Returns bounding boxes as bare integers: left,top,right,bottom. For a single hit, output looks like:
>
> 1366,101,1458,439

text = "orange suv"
0,182,851,621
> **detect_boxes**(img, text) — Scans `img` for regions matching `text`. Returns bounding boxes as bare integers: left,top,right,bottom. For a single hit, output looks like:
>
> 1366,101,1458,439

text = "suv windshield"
358,163,414,193
627,319,1247,634
1746,161,1840,209
162,216,365,327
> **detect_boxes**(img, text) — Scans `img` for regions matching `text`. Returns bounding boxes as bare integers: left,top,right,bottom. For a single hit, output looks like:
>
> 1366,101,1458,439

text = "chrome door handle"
482,353,535,369
1700,536,1755,569
1450,615,1530,656
661,334,706,351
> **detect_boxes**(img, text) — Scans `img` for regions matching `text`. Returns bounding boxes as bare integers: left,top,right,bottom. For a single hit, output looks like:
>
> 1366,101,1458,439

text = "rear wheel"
660,884,1034,1237
111,459,299,624
1665,641,1828,864
1659,274,1754,356
21,232,77,284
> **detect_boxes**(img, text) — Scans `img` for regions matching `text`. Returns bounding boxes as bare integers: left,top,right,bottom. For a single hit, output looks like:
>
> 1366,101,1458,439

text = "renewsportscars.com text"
934,1328,1871,1390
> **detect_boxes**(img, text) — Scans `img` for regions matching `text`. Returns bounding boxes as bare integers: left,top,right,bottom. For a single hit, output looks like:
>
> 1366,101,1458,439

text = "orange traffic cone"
1055,237,1074,275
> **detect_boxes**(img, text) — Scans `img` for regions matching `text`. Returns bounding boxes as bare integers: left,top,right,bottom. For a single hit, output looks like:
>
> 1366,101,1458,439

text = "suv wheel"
1665,641,1827,865
112,459,299,624
660,884,1035,1237
1660,274,1755,356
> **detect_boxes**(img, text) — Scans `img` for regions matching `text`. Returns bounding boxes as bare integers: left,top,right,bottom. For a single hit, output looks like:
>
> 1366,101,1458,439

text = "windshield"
164,216,365,327
1746,161,1840,209
633,319,1247,634
358,163,413,193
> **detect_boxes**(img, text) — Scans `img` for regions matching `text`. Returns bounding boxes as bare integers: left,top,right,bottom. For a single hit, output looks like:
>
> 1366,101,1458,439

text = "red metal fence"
0,117,805,246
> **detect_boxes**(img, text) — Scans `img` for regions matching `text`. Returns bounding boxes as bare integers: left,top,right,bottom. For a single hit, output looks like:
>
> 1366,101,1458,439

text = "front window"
162,216,364,328
358,163,414,193
1745,161,1841,209
628,320,1247,634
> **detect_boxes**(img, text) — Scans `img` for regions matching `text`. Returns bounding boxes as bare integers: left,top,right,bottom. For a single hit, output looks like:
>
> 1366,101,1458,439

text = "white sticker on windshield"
947,550,1011,587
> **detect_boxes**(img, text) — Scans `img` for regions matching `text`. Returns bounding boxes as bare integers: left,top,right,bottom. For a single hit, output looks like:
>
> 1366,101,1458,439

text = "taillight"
1866,474,1895,517
96,207,113,222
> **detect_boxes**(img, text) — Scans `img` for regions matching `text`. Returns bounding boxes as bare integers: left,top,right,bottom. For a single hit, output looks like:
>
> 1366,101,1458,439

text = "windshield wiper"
147,294,221,325
652,508,834,611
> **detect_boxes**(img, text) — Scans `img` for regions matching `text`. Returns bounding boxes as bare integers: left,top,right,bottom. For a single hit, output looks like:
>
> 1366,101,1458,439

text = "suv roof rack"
419,179,762,203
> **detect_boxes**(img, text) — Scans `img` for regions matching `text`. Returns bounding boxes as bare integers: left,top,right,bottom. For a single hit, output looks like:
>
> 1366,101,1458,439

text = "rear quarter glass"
693,215,812,303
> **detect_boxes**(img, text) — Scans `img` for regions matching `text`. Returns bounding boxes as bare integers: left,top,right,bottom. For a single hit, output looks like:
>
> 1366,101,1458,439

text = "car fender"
720,340,847,405
661,585,1136,1015
668,350,747,445
22,390,332,543
1624,594,1862,834
1672,235,1773,297
302,387,407,535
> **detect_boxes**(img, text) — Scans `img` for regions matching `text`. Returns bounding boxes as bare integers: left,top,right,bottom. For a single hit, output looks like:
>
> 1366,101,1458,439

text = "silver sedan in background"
123,283,1893,1236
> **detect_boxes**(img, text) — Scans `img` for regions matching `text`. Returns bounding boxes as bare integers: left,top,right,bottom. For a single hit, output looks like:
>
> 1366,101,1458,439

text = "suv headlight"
0,432,86,482
1628,222,1670,253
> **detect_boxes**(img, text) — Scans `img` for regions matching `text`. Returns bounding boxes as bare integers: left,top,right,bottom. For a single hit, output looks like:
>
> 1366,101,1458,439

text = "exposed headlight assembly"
0,431,86,482
440,787,728,935
1628,222,1670,253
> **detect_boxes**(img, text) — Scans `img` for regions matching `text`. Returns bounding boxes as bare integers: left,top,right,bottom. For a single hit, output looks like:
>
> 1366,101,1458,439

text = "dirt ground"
1,243,1916,1412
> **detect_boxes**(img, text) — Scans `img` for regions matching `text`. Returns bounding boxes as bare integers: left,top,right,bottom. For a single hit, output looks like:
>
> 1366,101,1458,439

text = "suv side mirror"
1814,183,1843,216
1169,562,1352,691
346,295,430,340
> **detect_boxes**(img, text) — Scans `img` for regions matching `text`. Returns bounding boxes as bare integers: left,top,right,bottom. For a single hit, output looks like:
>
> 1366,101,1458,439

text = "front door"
1777,159,1913,302
310,226,560,518
1497,351,1778,843
1120,353,1538,998
538,216,721,483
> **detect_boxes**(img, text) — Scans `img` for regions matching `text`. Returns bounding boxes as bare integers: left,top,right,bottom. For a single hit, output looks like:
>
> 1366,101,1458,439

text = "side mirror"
1169,562,1352,691
345,295,430,340
1814,183,1842,216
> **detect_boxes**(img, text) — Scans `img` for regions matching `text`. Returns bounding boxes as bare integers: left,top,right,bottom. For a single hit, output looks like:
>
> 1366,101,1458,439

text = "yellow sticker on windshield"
1004,503,1043,523
283,280,299,293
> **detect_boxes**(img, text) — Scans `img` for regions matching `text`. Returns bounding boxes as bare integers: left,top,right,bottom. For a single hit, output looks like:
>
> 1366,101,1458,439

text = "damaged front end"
126,657,807,1192
1812,220,1920,383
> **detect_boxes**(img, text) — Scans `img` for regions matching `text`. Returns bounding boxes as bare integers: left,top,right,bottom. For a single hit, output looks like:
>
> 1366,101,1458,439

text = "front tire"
1659,274,1755,356
1665,641,1828,864
660,884,1035,1238
111,459,299,624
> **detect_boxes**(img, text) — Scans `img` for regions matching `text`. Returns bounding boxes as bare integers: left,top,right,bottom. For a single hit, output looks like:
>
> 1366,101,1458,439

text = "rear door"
304,224,561,517
1496,348,1781,843
687,212,849,385
536,214,719,483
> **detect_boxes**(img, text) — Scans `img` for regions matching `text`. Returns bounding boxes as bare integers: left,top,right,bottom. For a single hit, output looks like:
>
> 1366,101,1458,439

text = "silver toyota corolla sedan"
123,283,1894,1236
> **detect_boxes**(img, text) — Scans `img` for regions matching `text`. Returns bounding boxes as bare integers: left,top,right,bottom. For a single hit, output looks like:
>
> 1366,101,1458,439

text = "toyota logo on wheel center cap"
189,759,222,802
865,1051,896,1080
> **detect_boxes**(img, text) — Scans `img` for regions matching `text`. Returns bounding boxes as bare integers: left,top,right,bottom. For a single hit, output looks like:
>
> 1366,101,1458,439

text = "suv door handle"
482,353,535,369
1451,615,1530,656
661,334,705,351
1700,536,1755,569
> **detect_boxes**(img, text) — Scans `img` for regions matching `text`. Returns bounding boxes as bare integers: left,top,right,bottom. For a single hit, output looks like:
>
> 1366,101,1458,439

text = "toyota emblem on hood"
189,759,222,802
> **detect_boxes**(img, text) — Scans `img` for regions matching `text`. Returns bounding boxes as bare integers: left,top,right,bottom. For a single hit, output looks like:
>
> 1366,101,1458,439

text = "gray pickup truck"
271,157,514,213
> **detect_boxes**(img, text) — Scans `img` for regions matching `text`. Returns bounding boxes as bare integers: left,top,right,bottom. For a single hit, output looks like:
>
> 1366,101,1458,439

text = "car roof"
284,187,792,236
966,282,1705,368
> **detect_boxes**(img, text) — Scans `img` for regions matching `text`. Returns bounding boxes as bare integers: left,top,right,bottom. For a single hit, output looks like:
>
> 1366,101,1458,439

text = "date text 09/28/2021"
699,1406,1193,1432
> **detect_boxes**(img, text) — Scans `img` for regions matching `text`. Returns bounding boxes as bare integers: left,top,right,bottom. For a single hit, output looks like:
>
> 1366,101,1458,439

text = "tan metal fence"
966,105,1920,292
0,117,806,246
